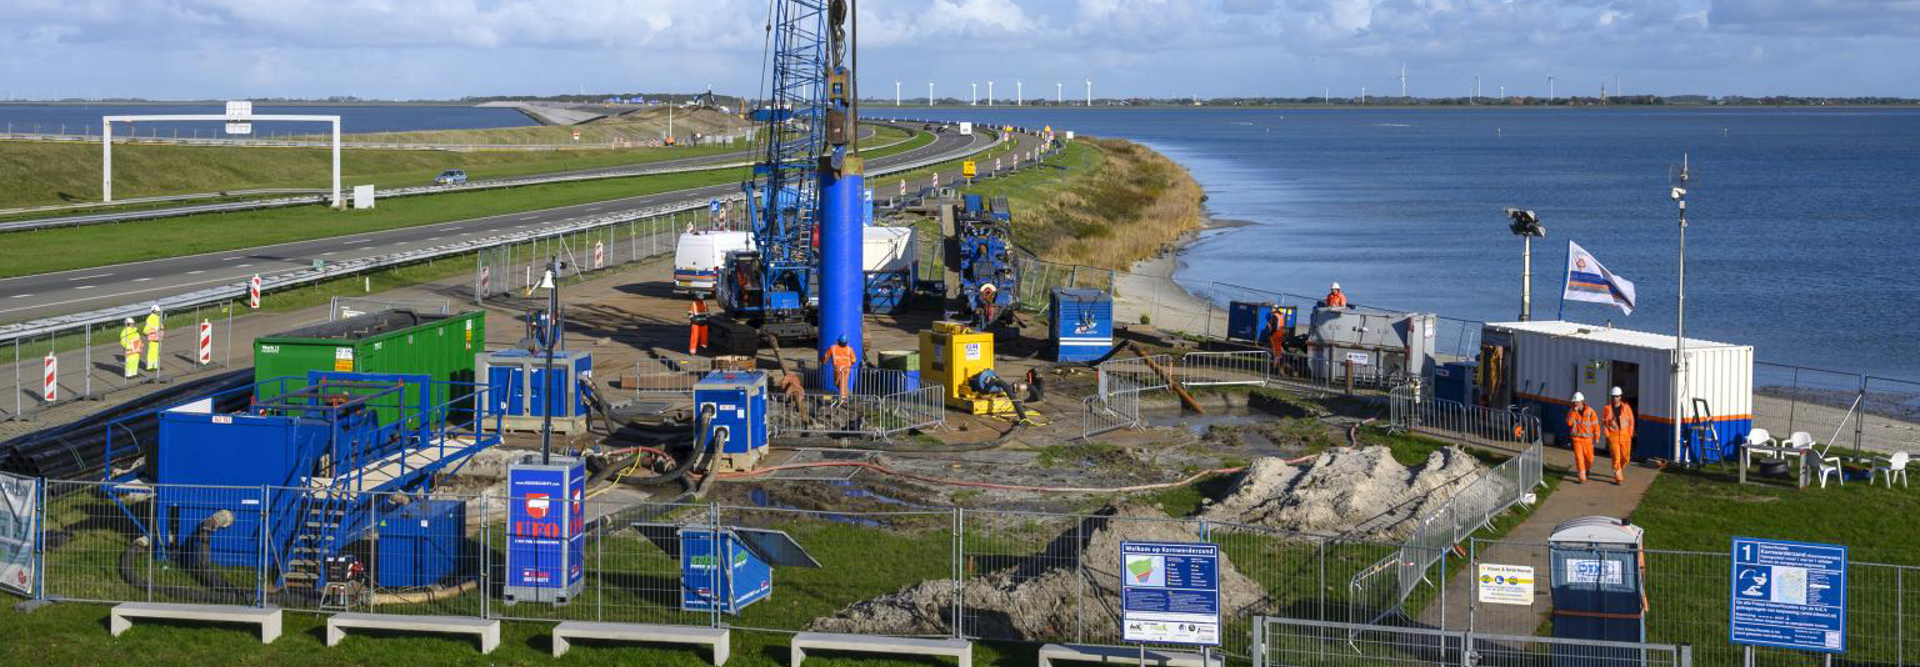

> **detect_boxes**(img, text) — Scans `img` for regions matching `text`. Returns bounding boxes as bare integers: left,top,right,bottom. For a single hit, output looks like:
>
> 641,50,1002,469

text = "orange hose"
715,460,1247,493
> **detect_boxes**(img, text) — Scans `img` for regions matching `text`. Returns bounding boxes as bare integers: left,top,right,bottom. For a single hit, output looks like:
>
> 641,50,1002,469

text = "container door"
1576,359,1610,404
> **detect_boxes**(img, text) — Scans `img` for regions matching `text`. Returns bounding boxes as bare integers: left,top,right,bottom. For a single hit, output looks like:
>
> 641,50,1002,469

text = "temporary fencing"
1252,616,1694,667
327,296,449,322
0,300,239,423
0,472,37,597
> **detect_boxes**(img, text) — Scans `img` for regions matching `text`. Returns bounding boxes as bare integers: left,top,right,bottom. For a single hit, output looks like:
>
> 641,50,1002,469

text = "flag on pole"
1563,240,1637,315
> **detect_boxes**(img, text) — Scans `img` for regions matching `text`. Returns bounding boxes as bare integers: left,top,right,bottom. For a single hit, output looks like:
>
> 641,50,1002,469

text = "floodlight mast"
1505,208,1545,321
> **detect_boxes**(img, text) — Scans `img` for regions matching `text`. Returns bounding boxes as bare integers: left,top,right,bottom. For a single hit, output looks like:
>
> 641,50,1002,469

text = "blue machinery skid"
103,372,500,590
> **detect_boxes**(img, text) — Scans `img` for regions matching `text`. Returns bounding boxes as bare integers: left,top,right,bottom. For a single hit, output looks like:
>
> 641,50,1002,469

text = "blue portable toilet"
1049,288,1113,362
1549,517,1647,666
1227,301,1295,345
1433,362,1477,405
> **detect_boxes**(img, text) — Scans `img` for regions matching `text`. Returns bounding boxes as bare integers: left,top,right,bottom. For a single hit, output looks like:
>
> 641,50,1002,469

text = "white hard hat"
150,304,161,313
1610,386,1624,397
1572,391,1586,403
124,317,135,325
1330,282,1341,290
980,282,996,292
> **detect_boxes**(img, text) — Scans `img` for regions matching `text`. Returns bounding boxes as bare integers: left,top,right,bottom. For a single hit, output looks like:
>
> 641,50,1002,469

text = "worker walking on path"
1604,386,1636,485
1566,391,1600,483
119,317,142,379
1266,308,1288,357
687,297,710,355
825,336,856,399
1323,282,1349,308
142,304,164,372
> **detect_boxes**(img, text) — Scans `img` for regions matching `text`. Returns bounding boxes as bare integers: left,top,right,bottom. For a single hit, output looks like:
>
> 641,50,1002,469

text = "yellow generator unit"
919,321,1015,415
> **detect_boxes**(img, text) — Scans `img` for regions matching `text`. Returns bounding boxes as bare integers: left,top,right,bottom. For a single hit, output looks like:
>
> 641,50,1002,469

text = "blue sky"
5,0,1919,100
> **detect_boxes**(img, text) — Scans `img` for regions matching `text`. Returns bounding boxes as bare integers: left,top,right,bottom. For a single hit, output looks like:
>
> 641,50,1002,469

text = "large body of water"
906,106,1920,379
0,104,534,136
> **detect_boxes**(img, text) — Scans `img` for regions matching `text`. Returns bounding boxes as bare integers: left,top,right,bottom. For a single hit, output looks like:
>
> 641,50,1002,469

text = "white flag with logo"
1563,240,1637,315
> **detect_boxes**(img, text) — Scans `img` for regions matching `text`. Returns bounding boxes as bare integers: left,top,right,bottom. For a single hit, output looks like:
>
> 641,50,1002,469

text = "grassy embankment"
959,136,1205,270
0,121,910,212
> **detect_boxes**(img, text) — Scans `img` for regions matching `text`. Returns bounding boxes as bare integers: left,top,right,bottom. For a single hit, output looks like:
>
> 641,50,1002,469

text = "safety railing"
1252,616,1693,667
1389,384,1543,449
770,385,945,438
1,300,239,424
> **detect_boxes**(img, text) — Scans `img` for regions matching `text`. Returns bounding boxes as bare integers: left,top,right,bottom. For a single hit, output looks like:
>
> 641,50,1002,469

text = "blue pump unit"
695,370,771,473
1227,301,1294,345
1049,288,1114,362
481,350,591,418
376,499,466,588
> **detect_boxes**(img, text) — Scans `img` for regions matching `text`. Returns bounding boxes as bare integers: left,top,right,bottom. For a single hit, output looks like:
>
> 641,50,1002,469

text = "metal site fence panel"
1012,255,1116,317
1388,442,1542,610
39,480,266,607
630,357,723,397
1390,387,1544,451
1468,539,1919,667
770,385,945,438
1753,361,1870,456
327,296,449,322
488,494,714,626
1096,355,1172,398
718,504,959,638
1174,350,1273,388
1253,616,1692,667
1080,389,1140,439
1861,375,1920,461
3,301,238,423
473,207,696,304
363,489,489,619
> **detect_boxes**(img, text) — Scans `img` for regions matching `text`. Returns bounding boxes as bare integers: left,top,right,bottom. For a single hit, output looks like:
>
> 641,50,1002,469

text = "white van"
672,231,753,296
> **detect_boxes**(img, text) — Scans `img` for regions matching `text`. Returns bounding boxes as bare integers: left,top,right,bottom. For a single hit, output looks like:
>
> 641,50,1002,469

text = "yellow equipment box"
920,321,1015,415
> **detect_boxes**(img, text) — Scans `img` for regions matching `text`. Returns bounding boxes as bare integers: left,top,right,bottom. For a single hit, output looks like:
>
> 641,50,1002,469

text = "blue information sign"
1730,537,1848,653
1120,541,1220,646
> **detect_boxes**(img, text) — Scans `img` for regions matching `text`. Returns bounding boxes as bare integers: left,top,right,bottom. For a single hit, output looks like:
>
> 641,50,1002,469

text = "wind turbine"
987,80,994,106
928,81,935,106
971,82,977,106
1085,79,1092,106
1056,82,1063,105
894,80,900,106
1400,63,1407,99
1548,75,1556,101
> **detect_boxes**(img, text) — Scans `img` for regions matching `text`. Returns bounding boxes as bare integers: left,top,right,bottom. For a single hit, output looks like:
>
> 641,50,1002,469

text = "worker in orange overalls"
1324,282,1348,308
825,335,856,399
1265,308,1288,357
686,297,709,355
1604,386,1636,485
1566,391,1600,483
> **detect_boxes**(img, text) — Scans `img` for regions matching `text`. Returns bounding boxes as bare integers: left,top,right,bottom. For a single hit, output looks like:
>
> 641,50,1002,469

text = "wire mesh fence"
1,302,240,423
1252,616,1694,667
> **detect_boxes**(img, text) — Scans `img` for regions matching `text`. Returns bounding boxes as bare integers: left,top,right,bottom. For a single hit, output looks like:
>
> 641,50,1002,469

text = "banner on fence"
1731,537,1848,653
1477,563,1535,605
0,473,37,595
1120,541,1220,646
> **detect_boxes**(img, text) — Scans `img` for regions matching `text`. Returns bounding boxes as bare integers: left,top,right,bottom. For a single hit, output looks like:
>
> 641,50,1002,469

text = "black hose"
186,510,246,594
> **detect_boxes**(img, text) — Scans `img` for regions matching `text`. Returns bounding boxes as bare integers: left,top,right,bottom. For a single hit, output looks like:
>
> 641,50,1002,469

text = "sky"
5,0,1920,101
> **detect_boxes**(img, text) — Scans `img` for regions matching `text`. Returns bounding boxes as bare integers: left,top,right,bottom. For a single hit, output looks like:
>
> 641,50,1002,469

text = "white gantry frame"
101,114,342,206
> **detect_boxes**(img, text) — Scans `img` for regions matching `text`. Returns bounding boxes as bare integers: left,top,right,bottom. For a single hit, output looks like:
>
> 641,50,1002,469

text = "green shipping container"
253,310,486,421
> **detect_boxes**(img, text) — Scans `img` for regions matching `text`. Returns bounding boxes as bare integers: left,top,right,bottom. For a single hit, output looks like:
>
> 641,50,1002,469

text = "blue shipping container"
376,499,466,588
1227,301,1296,345
1049,288,1114,362
1434,362,1476,405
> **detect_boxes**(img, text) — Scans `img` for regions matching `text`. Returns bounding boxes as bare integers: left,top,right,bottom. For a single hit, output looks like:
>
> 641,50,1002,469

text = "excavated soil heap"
808,503,1266,639
1200,445,1506,540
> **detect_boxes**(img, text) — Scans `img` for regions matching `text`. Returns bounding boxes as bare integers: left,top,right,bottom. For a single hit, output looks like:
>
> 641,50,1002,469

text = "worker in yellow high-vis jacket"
142,304,164,372
119,317,143,379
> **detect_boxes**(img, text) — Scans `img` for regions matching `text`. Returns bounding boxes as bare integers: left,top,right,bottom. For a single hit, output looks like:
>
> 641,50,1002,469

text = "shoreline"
1111,210,1244,337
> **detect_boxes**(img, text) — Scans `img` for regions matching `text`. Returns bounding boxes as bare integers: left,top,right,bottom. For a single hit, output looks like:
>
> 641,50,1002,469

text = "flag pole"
1557,239,1571,321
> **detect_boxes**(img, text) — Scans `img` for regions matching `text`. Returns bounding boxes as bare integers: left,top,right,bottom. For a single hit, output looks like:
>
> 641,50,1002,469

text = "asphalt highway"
0,126,1032,324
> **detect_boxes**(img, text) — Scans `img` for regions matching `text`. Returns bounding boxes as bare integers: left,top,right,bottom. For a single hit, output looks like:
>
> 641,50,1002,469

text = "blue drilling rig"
711,0,862,367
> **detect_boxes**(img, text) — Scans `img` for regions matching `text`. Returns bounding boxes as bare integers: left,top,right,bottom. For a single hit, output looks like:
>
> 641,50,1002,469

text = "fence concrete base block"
552,621,730,663
790,631,971,667
325,612,499,654
109,602,282,643
1037,644,1221,667
12,599,51,614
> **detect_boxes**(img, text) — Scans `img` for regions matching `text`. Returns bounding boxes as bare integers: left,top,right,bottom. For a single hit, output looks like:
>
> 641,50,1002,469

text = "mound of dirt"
808,503,1266,639
1199,446,1506,540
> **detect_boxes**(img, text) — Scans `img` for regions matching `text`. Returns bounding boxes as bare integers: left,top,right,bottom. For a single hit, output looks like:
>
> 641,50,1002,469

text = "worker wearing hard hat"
1566,391,1600,483
687,297,710,356
1604,386,1636,485
977,283,999,329
142,304,164,372
119,317,143,379
825,335,856,399
1266,308,1288,359
1323,282,1349,308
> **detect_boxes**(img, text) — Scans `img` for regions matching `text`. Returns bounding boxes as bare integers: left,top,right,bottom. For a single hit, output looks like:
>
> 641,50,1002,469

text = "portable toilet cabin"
1226,301,1296,346
253,309,485,423
1048,288,1114,362
1548,516,1646,666
1480,321,1753,463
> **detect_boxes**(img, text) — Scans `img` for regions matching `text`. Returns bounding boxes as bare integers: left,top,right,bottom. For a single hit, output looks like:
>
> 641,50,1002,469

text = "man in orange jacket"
825,335,856,399
1324,282,1348,308
1566,391,1600,483
1603,386,1636,485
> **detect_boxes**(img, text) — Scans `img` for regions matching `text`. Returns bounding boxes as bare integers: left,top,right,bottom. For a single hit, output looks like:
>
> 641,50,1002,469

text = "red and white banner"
41,353,56,403
479,265,492,294
593,242,605,270
899,179,906,197
932,172,939,187
248,274,262,309
197,319,213,365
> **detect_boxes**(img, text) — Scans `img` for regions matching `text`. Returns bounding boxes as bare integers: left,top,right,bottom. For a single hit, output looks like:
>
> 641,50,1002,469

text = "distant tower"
928,81,935,106
987,80,994,106
1361,87,1367,105
1056,82,1063,105
1016,80,1023,106
1085,79,1092,106
971,82,977,106
1401,64,1407,99
1548,75,1556,101
894,80,901,106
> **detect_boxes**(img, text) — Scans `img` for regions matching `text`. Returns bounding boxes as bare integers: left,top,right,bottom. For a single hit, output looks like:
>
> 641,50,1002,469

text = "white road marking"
68,273,112,281
321,252,337,256
428,236,441,241
358,246,375,251
133,278,152,282
343,237,372,244
519,215,538,221
222,256,243,261
186,270,206,275
74,285,96,290
236,264,252,268
9,294,29,299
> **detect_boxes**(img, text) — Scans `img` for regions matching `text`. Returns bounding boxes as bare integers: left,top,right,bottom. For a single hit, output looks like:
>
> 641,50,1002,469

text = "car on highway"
434,169,469,186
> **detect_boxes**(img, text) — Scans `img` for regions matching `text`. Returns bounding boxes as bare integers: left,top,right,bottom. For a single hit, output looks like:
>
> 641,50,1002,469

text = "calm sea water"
904,106,1920,379
0,104,533,135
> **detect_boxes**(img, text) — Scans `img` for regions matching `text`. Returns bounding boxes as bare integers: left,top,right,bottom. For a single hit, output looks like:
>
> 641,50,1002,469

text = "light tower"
1361,87,1367,105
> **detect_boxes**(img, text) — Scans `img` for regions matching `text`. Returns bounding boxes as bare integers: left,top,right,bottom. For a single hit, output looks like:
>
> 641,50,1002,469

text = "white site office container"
1482,320,1753,462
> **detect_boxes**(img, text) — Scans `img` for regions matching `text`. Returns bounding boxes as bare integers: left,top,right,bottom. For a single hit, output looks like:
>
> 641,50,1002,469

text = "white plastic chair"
1743,428,1778,464
1872,452,1910,488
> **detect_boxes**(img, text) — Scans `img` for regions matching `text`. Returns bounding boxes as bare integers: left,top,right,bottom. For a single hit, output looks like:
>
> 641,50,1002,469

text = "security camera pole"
1505,208,1545,321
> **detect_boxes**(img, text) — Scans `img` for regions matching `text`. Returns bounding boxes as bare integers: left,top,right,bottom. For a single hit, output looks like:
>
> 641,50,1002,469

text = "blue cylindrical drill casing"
817,161,864,392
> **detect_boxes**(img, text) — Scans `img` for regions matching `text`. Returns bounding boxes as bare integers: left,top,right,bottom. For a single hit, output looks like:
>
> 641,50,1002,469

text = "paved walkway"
1415,439,1657,634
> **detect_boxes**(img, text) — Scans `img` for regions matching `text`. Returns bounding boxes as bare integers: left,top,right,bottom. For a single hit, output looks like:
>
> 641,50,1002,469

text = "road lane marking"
321,252,337,256
133,277,152,282
67,273,112,281
9,294,29,299
74,285,96,290
236,263,252,268
186,270,206,275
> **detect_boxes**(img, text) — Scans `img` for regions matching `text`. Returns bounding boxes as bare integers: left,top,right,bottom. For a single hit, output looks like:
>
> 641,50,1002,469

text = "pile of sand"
1199,446,1505,540
808,504,1267,639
